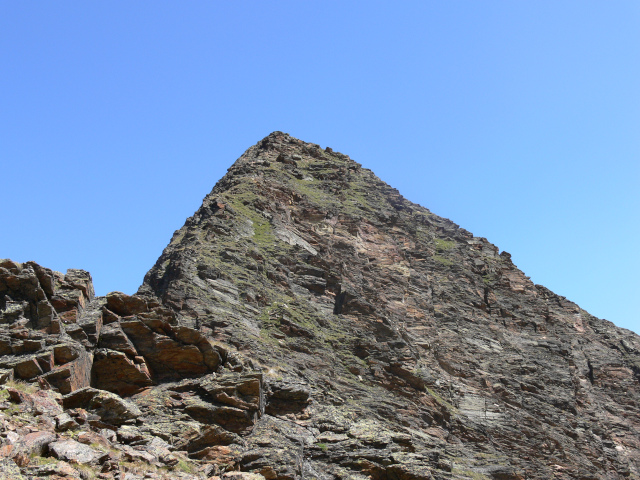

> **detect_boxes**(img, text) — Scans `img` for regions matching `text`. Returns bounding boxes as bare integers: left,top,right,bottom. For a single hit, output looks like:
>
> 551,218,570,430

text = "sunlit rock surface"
1,132,638,479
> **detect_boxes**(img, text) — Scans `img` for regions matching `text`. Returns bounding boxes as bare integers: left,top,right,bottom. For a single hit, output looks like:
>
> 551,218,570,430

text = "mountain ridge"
0,131,638,479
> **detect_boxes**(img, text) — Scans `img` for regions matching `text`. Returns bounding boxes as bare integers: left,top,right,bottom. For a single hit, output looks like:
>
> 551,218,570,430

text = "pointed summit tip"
257,131,344,156
257,131,303,147
255,131,294,149
228,131,356,172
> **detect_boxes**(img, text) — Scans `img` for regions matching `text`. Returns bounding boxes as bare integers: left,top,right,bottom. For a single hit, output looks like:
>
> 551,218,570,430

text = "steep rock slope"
0,132,638,480
141,132,640,479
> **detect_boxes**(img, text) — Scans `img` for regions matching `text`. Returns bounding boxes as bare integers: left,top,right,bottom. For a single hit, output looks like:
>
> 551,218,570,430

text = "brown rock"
14,430,58,457
106,292,148,316
29,389,63,416
91,349,153,396
53,343,81,365
13,357,43,380
41,346,92,394
63,269,95,300
186,424,241,453
119,317,212,380
196,445,237,463
76,430,111,448
97,322,138,356
6,387,29,404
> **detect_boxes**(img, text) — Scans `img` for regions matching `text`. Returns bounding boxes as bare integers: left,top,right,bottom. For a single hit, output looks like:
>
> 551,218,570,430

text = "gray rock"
49,438,108,464
55,412,78,431
63,387,141,425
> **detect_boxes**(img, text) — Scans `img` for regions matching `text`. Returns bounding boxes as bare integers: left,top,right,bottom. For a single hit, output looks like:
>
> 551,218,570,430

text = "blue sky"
1,2,638,334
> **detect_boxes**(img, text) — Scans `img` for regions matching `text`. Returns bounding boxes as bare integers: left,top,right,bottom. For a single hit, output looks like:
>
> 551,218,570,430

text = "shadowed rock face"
1,132,639,479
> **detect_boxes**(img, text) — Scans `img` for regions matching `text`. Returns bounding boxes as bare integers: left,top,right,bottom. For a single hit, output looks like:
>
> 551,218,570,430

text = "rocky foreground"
1,132,639,479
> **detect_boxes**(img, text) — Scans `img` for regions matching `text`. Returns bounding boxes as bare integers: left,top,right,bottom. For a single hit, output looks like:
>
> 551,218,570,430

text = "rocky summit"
1,132,639,480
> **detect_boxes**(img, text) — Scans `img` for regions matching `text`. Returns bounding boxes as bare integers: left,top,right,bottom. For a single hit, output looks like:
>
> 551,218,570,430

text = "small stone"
0,369,14,385
55,412,78,431
13,452,29,467
117,425,146,444
5,431,20,444
13,358,43,380
99,428,117,443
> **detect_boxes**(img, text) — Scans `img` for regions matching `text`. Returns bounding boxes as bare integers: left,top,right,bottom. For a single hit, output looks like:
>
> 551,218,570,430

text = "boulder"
106,292,148,316
62,387,141,426
13,430,58,457
265,379,311,415
55,412,78,431
91,349,153,396
49,439,108,464
41,346,93,394
120,317,214,380
97,322,138,356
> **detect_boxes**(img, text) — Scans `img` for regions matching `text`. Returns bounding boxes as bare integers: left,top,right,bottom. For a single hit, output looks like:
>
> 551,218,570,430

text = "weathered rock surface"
49,438,108,464
1,132,639,479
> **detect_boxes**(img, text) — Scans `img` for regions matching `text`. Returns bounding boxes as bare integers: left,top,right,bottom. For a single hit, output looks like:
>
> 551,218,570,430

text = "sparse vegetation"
451,468,490,480
433,254,454,266
29,455,58,466
435,238,455,251
75,463,99,480
175,458,196,474
4,379,38,394
426,387,457,412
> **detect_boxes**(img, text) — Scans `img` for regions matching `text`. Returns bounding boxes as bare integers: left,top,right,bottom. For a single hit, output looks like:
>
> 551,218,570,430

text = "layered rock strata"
1,132,638,480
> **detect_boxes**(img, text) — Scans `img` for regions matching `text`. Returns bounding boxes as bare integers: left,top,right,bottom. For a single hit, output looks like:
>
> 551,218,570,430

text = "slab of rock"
41,346,93,394
106,291,148,316
14,430,58,457
119,317,215,380
49,438,108,464
265,379,310,415
91,348,153,396
117,425,148,444
62,387,141,426
13,357,43,380
27,460,80,479
97,322,138,356
185,424,241,453
29,389,64,416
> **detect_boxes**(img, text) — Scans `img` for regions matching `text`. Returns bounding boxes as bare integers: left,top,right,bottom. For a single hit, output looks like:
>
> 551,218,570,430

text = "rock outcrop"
1,132,638,479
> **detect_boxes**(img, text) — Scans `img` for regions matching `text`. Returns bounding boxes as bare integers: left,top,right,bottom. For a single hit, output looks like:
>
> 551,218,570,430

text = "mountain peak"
1,134,639,479
231,131,356,170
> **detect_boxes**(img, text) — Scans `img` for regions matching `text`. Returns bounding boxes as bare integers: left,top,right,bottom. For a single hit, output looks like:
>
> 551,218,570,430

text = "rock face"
1,132,639,479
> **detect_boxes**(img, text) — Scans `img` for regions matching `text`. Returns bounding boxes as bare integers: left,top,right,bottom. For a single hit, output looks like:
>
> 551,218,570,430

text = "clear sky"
1,2,638,334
